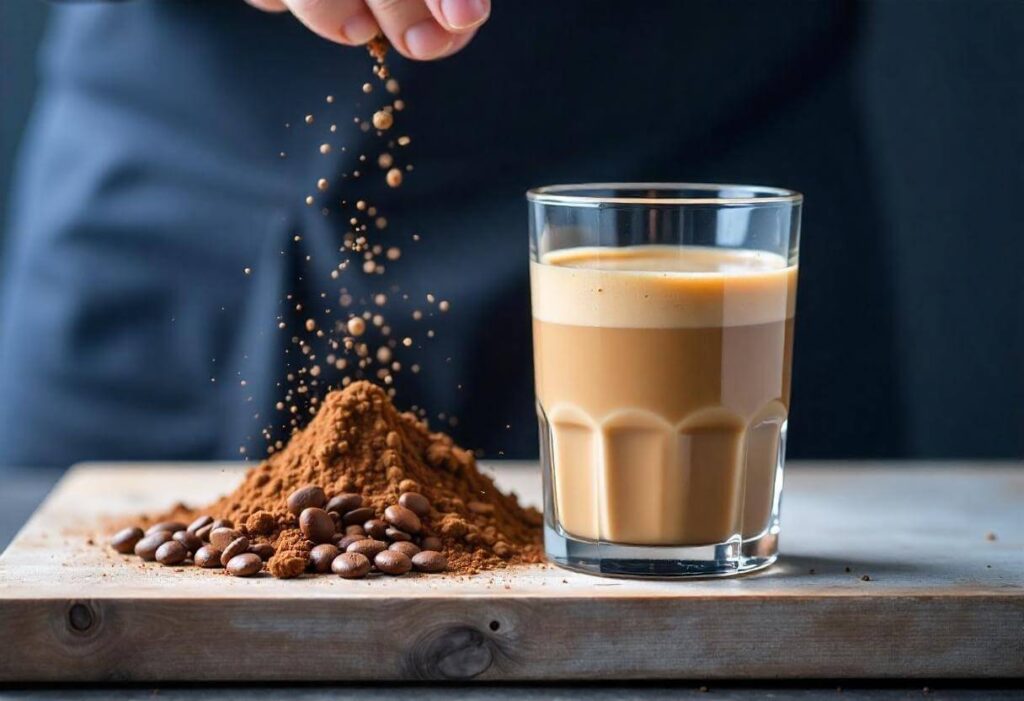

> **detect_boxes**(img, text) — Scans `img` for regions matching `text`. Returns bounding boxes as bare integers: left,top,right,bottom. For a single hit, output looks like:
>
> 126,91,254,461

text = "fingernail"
440,0,489,30
404,20,455,59
339,13,379,45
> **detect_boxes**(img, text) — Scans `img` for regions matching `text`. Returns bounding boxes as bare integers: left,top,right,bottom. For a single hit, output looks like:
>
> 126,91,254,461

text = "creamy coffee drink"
531,245,797,547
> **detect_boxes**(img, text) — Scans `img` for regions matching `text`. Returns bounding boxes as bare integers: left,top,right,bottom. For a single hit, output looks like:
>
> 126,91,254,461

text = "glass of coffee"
528,183,801,578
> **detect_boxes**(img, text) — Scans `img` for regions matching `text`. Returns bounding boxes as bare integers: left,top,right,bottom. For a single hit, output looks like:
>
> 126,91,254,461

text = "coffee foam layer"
530,245,797,328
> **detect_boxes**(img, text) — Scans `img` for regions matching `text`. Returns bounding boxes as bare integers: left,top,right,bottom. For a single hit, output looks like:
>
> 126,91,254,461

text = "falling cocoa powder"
147,381,543,576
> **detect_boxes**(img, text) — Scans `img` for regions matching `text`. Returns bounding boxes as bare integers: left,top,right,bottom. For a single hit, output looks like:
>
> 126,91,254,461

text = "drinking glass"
528,183,802,577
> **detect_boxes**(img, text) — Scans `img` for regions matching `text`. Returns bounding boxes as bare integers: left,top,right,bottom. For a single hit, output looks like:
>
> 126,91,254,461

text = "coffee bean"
249,543,275,560
346,538,387,560
186,515,213,534
329,511,341,526
309,544,340,573
342,507,374,526
211,518,234,530
194,546,223,568
467,501,494,515
210,527,242,550
364,519,388,540
398,492,431,517
135,531,173,560
345,524,366,536
385,527,411,542
332,552,371,579
420,536,443,551
412,551,447,573
299,507,335,544
220,536,251,566
338,534,367,550
384,505,421,534
226,553,262,577
110,527,144,554
173,530,203,554
146,520,186,536
155,540,188,566
325,493,362,514
195,524,214,542
374,550,412,575
287,485,327,516
389,541,421,558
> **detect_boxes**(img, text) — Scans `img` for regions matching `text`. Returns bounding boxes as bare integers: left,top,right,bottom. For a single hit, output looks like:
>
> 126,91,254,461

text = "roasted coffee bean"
309,544,340,573
287,485,327,516
226,553,262,577
186,515,213,534
220,536,251,566
328,511,341,526
420,535,443,551
467,501,494,515
342,507,374,526
398,492,431,517
135,531,173,560
195,524,214,542
110,527,144,554
346,538,387,560
146,520,186,536
345,524,366,536
332,552,371,579
194,546,223,568
299,507,335,544
173,530,203,554
155,540,188,566
385,527,411,542
249,543,275,560
338,534,367,550
363,519,388,540
384,505,421,534
210,527,242,550
325,493,362,514
412,550,448,573
211,518,234,530
374,550,412,576
389,541,421,558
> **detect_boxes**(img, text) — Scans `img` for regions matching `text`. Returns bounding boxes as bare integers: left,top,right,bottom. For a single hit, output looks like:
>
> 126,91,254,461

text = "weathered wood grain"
0,461,1021,682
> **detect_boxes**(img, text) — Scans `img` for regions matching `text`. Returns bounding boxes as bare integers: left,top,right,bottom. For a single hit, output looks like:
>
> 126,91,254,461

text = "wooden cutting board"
0,461,1021,682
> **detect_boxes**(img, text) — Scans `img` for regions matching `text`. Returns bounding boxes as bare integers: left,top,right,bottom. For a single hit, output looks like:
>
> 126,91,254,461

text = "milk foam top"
530,245,797,328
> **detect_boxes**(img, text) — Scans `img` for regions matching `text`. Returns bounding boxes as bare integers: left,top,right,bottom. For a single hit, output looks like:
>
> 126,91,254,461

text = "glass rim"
526,182,803,207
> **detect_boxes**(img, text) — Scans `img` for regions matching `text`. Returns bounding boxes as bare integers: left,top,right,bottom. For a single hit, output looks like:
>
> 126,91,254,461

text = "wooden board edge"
1,595,1021,681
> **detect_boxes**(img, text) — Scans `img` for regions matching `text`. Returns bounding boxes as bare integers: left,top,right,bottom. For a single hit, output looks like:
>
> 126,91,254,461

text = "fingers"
367,0,484,60
282,0,382,46
423,0,490,33
245,0,289,12
275,0,489,60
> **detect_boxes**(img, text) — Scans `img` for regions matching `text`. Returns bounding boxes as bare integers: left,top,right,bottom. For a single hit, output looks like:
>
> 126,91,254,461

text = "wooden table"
0,461,1021,683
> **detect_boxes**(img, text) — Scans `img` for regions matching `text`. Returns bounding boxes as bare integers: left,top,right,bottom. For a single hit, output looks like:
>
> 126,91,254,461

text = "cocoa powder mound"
155,381,543,576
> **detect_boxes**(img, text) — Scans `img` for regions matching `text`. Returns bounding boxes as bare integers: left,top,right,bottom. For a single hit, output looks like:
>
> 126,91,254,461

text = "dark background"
1,0,1022,464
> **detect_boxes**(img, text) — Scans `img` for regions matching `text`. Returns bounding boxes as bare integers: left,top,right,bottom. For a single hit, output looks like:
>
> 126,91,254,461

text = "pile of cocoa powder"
130,381,543,577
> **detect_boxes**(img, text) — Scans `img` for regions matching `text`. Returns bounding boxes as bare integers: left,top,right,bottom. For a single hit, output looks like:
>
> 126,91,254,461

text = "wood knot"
67,602,95,634
406,625,495,680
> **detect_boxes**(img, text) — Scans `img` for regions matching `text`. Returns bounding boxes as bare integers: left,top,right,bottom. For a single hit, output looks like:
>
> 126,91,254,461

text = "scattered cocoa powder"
146,381,543,576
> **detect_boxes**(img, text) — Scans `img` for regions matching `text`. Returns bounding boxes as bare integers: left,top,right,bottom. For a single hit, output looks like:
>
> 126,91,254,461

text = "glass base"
545,525,778,579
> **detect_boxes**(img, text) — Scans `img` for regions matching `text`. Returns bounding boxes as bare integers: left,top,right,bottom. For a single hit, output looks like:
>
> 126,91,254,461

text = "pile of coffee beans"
109,485,448,579
283,484,448,579
109,515,274,577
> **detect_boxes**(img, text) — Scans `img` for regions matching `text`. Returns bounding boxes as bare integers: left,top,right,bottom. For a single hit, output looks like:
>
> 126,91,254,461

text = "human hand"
245,0,490,60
